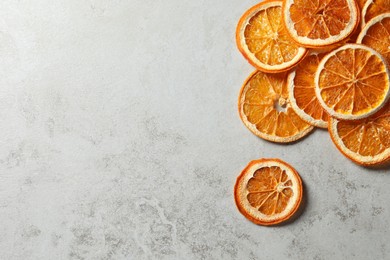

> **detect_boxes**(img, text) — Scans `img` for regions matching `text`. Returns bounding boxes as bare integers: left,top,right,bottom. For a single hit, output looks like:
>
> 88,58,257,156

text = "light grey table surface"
0,0,389,259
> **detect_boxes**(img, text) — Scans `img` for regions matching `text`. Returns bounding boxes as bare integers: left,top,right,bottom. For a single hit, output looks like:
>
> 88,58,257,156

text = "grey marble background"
0,0,389,259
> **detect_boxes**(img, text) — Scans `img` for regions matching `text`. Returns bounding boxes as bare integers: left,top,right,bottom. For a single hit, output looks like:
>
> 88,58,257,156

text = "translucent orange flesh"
364,0,390,24
293,54,329,122
360,16,390,66
246,166,294,215
289,0,352,39
243,72,312,138
318,48,389,116
244,6,300,65
336,102,390,156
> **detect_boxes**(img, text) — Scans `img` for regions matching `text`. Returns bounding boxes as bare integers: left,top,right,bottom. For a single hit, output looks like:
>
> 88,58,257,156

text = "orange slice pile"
235,0,390,166
236,0,307,73
234,0,390,227
234,158,303,226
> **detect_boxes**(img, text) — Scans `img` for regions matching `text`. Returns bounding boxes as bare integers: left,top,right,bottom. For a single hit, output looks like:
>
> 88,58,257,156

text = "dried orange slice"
329,102,390,166
283,0,360,47
239,71,314,143
236,0,307,73
288,52,330,128
362,0,390,27
315,44,390,120
357,13,390,66
234,158,303,226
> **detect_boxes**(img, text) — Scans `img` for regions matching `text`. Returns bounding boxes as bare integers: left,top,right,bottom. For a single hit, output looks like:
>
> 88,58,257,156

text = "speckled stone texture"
0,0,389,259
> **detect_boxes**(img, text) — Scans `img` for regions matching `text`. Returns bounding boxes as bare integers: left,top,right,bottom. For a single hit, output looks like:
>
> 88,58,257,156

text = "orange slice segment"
315,44,390,120
288,52,330,128
234,158,303,226
283,0,360,47
357,13,390,66
239,70,314,143
236,0,307,73
329,102,390,166
362,0,390,27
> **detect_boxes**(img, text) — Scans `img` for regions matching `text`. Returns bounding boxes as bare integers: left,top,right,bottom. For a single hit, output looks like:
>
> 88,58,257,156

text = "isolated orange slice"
362,0,390,27
315,44,390,120
288,52,330,128
329,102,390,166
239,71,314,143
357,13,390,66
234,158,303,226
236,0,307,73
283,0,359,47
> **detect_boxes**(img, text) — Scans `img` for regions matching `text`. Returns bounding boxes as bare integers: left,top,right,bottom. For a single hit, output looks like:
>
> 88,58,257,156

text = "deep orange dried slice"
239,70,314,143
315,44,390,120
234,158,303,226
236,0,307,73
283,0,360,47
329,102,390,166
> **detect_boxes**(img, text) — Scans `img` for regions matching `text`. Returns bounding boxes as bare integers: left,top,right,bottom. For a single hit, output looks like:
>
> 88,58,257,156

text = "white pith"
283,0,359,46
236,160,301,222
314,44,390,120
237,1,307,71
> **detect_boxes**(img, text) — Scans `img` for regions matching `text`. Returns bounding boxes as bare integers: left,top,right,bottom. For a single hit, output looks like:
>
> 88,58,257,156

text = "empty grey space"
0,0,388,259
